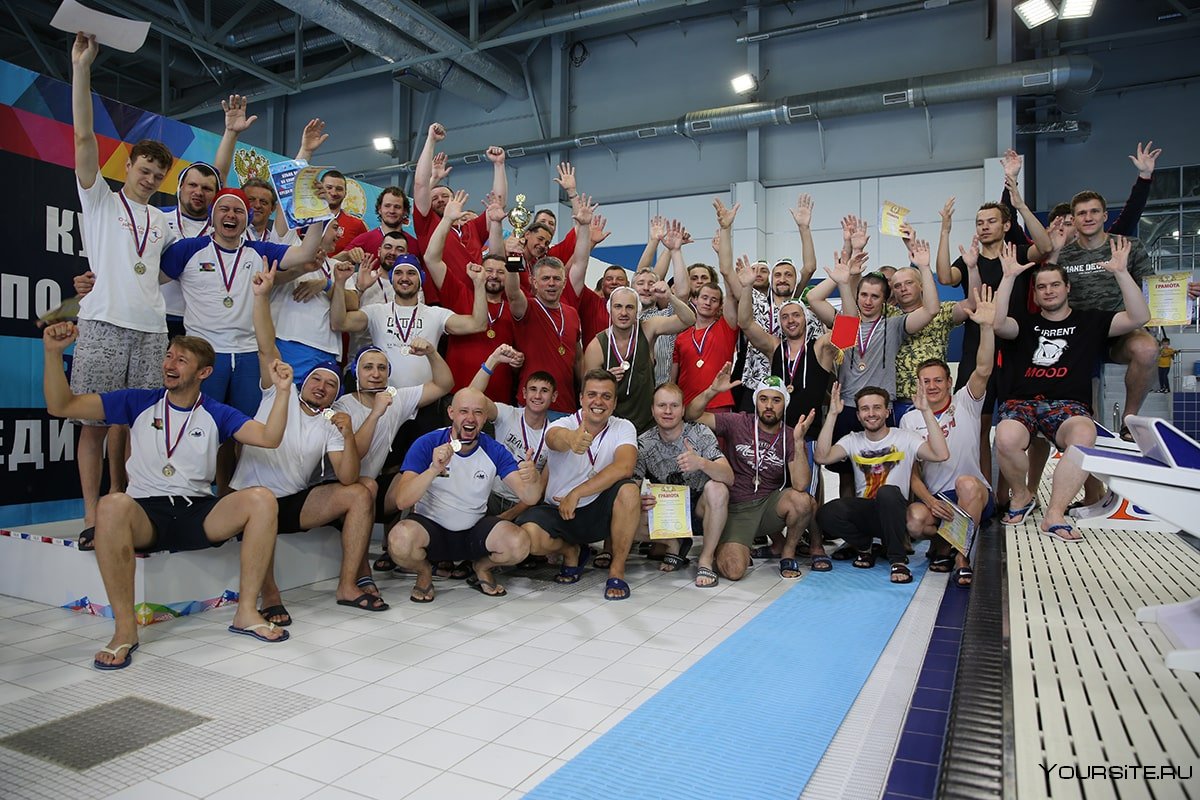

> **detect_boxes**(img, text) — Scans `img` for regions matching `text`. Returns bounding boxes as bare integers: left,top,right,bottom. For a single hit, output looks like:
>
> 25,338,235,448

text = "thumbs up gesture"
518,447,539,483
571,426,594,455
676,439,703,473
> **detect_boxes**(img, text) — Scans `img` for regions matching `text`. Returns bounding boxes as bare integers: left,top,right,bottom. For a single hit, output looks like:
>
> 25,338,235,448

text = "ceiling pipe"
345,0,527,99
210,31,344,79
502,0,714,36
271,0,509,109
362,55,1102,176
735,0,975,44
225,14,318,48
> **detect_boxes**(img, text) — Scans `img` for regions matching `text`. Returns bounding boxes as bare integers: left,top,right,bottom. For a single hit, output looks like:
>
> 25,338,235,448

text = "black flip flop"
78,527,96,551
258,604,292,627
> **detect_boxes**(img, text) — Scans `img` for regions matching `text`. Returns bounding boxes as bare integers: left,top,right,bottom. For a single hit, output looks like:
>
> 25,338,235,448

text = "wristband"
480,363,493,375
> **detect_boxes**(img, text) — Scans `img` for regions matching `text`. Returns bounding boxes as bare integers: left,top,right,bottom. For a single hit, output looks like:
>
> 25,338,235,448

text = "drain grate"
0,696,209,771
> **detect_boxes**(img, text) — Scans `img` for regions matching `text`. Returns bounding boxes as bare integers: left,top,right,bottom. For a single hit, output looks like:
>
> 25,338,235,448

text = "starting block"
1069,421,1174,531
1065,415,1200,672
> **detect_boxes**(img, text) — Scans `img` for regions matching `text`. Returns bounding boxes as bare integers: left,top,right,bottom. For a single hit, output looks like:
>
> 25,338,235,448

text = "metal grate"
1007,494,1200,800
0,697,209,771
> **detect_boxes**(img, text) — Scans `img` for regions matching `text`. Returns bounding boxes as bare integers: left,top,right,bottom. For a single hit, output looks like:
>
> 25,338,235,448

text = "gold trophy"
508,194,532,238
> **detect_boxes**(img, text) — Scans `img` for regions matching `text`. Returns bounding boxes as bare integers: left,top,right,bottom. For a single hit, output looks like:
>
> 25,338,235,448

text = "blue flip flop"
1002,497,1038,526
93,642,138,671
228,622,290,643
779,558,802,579
1041,524,1082,543
604,577,631,601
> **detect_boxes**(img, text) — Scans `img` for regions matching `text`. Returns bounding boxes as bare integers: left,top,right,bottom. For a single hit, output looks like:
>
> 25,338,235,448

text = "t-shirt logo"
853,446,903,500
199,262,217,273
474,470,488,480
1033,334,1067,367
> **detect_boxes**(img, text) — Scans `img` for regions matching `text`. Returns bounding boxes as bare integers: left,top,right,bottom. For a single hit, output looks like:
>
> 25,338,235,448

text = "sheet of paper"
293,166,336,222
647,484,693,540
1145,271,1191,327
269,160,334,230
51,0,150,53
879,200,910,237
935,493,977,558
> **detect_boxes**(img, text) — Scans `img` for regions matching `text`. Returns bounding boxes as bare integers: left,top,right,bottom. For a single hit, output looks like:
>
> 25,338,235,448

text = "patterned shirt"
894,301,958,400
641,304,674,386
635,423,724,495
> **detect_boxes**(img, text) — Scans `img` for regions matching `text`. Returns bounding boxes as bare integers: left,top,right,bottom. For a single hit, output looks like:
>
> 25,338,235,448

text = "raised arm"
413,122,445,217
963,285,997,400
470,345,523,419
567,193,598,292
1109,141,1159,236
294,118,328,162
638,215,666,273
1106,236,1152,335
70,34,100,188
814,382,848,465
42,323,104,420
912,383,949,463
992,243,1031,341
331,260,369,333
426,189,468,289
641,281,696,341
214,95,257,183
1007,176,1052,260
684,361,740,430
486,145,507,214
789,194,818,288
713,197,740,297
235,358,293,449
251,261,283,387
935,197,959,286
788,412,816,491
738,275,777,353
661,221,690,298
807,250,866,327
414,337,455,407
504,243,529,321
444,262,488,335
903,239,940,335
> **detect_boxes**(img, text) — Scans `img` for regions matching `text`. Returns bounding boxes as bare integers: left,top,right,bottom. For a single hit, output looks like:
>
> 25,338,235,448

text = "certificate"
269,160,335,230
1144,271,1191,327
935,493,977,558
647,484,692,539
880,200,910,237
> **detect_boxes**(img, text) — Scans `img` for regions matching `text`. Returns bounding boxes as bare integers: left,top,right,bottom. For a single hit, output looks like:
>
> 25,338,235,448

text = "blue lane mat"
526,551,930,800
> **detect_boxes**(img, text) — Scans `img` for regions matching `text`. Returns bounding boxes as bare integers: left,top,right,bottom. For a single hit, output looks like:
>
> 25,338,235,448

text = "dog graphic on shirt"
852,446,905,500
1033,334,1068,367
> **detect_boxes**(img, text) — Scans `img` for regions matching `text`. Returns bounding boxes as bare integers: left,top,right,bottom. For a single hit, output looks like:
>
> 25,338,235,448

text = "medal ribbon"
520,416,547,463
118,191,151,258
856,317,883,359
535,297,567,350
690,322,715,358
606,326,637,369
783,338,807,388
487,298,506,327
752,423,785,491
176,206,212,238
391,302,420,345
214,243,246,296
575,412,612,468
163,394,201,462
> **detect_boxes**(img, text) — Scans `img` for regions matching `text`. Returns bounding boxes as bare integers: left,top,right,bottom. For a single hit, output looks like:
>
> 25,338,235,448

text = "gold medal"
857,361,867,373
486,329,496,339
786,385,794,394
134,262,146,275
322,409,335,421
223,296,234,309
385,386,398,397
558,345,567,355
696,359,705,368
162,464,175,477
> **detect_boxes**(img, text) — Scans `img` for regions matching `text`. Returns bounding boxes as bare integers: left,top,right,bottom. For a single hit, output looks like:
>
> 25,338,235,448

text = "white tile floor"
0,554,806,799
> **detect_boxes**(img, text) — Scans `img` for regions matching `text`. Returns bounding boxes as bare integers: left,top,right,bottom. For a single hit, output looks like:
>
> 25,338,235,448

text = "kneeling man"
43,323,293,668
389,388,542,601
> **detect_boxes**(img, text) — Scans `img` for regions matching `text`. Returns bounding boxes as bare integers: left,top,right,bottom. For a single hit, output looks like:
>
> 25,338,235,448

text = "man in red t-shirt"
426,190,517,402
506,199,598,414
672,283,739,410
412,122,507,282
346,186,421,261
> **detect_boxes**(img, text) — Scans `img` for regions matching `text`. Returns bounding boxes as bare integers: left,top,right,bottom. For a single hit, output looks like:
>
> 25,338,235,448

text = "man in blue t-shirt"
42,322,295,670
389,388,542,601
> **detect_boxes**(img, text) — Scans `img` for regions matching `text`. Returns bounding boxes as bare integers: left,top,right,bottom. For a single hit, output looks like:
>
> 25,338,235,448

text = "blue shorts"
277,339,338,384
941,487,996,524
202,351,261,417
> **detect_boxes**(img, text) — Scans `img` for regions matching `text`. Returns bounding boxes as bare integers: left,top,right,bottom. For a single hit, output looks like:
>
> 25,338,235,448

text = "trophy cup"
508,194,532,238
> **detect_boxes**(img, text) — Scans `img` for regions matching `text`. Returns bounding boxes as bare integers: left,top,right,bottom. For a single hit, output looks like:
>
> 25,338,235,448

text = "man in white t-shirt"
331,254,487,387
517,370,644,600
900,287,998,589
231,265,379,623
70,33,179,546
815,382,949,584
43,322,295,668
469,344,555,521
389,389,542,600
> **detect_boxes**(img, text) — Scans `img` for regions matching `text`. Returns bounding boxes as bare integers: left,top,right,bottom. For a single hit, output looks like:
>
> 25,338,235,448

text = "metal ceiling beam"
4,0,62,79
211,0,265,44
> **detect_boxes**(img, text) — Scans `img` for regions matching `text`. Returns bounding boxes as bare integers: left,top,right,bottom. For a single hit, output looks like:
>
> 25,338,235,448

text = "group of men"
53,32,1161,671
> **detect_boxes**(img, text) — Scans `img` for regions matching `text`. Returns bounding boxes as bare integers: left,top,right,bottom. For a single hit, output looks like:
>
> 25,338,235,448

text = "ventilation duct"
503,0,715,36
271,0,509,109
373,55,1101,174
210,31,344,79
736,0,975,44
226,15,319,48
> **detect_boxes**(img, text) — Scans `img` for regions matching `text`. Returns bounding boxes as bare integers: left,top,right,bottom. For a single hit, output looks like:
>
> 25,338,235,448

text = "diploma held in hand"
647,484,693,540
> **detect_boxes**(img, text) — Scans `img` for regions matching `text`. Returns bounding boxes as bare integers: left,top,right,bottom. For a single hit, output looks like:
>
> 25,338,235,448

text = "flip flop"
470,577,507,597
257,604,292,627
1002,497,1038,526
592,551,613,569
337,593,390,612
93,642,138,671
555,545,591,584
951,566,974,588
604,577,631,601
78,527,96,552
809,554,833,572
373,553,397,572
659,553,690,572
928,556,954,573
695,565,719,588
852,550,876,569
410,583,435,603
228,623,290,643
890,563,913,584
779,558,802,579
1041,524,1082,543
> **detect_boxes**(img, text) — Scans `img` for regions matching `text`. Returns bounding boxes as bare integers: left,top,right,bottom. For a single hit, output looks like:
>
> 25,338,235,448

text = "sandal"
604,577,631,601
78,527,96,552
928,556,954,573
852,550,876,569
809,554,832,572
779,558,802,579
951,566,973,588
592,551,613,569
1002,497,1038,526
257,604,292,627
555,546,590,584
373,552,397,572
831,546,857,561
1041,523,1082,543
410,583,435,603
695,565,719,588
659,553,690,572
890,563,913,584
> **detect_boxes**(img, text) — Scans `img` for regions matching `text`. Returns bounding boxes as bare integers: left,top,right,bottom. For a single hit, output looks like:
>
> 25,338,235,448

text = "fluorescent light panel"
1058,0,1097,19
731,73,757,94
372,136,393,152
1015,0,1058,27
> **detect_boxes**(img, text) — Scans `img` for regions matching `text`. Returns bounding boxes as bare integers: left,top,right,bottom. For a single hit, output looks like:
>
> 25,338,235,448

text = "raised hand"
43,321,78,353
649,215,667,242
899,222,916,250
590,214,610,245
431,152,452,183
966,284,997,327
355,254,382,291
794,409,817,441
676,439,704,473
300,119,328,154
572,194,597,227
428,122,447,142
710,361,742,394
826,250,866,284
485,192,507,223
1047,216,1071,252
71,32,98,68
713,197,740,229
570,426,594,455
710,228,721,255
252,258,278,296
444,189,469,222
222,95,257,134
663,220,685,251
1005,174,1026,209
1001,148,1022,181
849,218,869,253
1130,140,1161,178
909,239,931,270
73,271,95,297
269,359,294,391
467,261,486,287
409,336,434,357
651,280,671,302
328,259,353,288
490,344,523,366
554,162,576,194
485,145,505,164
913,379,930,414
790,194,814,229
840,215,855,248
958,236,980,271
329,411,353,436
939,197,955,233
1104,236,1132,273
431,442,454,473
735,254,753,288
829,381,844,416
999,241,1032,278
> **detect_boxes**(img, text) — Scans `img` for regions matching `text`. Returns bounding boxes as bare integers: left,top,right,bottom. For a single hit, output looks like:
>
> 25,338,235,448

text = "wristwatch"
506,256,525,273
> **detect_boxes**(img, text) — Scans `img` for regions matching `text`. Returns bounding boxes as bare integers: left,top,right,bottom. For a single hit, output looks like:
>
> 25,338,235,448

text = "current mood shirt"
1006,308,1116,409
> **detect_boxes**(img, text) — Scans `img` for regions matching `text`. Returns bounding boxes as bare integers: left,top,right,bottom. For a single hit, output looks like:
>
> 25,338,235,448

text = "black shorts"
517,479,638,546
276,486,320,534
134,495,224,553
408,513,499,562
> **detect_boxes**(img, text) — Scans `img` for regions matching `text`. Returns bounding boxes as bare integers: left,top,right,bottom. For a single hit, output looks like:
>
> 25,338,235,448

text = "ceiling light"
731,73,758,95
1058,0,1096,19
1015,0,1058,28
372,136,394,153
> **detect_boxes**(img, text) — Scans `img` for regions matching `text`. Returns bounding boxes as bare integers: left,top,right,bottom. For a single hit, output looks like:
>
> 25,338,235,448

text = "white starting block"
0,524,355,624
1069,421,1175,532
1064,415,1200,672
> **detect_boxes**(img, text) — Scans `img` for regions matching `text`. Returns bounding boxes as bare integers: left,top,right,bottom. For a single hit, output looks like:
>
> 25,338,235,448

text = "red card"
831,315,859,349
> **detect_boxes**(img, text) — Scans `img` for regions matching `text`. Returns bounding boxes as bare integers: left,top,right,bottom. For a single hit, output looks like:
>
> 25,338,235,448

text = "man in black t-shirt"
991,239,1149,543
